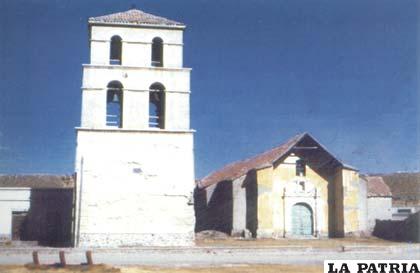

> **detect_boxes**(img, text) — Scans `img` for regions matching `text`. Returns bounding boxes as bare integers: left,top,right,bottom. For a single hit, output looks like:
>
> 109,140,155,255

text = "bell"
154,92,161,102
112,93,120,102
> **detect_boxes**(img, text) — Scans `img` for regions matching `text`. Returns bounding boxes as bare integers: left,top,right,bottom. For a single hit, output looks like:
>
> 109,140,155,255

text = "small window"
296,159,306,176
106,81,123,127
149,83,165,128
397,209,411,214
110,35,122,65
151,37,163,67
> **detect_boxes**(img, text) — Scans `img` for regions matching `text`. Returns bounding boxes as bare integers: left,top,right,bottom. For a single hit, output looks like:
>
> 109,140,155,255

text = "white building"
364,176,393,232
0,174,73,245
73,9,195,247
0,187,30,242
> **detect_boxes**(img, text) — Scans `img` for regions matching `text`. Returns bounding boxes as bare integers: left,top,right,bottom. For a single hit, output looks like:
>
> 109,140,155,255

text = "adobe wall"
342,169,361,235
25,189,73,246
0,188,30,241
358,177,368,233
74,130,195,247
367,197,392,232
0,188,73,246
255,155,330,238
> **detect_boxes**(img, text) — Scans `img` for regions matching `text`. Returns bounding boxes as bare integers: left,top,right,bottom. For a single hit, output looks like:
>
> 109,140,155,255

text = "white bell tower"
73,9,195,246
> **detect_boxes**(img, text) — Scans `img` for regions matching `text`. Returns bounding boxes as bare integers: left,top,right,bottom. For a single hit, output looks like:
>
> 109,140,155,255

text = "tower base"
78,232,194,247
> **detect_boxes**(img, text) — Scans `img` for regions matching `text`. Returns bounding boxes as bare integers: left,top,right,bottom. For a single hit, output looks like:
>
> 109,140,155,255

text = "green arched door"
292,203,313,236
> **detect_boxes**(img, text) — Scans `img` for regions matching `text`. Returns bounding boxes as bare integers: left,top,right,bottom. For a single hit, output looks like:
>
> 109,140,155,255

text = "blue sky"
0,0,418,177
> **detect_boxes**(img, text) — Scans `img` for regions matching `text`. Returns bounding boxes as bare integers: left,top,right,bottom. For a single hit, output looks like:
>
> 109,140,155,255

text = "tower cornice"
83,64,192,72
75,127,195,134
89,22,186,30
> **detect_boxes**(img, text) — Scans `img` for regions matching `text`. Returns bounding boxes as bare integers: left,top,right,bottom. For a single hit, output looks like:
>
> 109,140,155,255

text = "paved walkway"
0,244,419,266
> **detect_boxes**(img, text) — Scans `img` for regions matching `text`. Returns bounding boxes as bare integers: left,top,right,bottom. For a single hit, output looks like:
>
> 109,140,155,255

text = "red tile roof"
381,172,420,204
366,176,392,197
198,132,357,189
89,9,184,27
198,133,307,188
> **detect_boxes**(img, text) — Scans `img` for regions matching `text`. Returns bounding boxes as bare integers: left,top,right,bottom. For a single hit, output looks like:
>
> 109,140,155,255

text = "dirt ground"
0,264,323,273
195,236,407,247
122,265,323,273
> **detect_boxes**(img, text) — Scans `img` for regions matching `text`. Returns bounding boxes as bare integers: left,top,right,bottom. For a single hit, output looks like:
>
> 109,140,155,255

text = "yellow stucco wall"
276,160,329,235
332,168,360,236
333,169,344,236
256,155,330,236
342,168,360,234
256,167,273,230
255,155,360,238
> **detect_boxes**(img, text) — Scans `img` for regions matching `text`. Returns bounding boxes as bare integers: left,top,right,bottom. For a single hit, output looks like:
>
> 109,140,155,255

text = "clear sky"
0,0,418,178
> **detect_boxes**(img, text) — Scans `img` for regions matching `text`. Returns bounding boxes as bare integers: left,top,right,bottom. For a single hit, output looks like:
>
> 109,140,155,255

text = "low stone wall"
373,211,419,242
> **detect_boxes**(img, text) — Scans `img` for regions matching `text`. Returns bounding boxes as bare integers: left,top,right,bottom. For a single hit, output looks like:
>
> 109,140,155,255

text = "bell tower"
74,9,195,246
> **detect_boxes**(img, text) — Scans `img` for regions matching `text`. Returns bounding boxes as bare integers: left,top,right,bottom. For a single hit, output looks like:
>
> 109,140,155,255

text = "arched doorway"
291,203,313,236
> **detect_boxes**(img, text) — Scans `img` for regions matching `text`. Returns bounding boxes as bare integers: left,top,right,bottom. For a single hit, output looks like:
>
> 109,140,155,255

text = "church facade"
73,9,195,247
195,133,366,238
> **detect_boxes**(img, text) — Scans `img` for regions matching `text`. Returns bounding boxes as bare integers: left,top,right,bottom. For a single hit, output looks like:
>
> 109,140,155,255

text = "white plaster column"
231,176,246,236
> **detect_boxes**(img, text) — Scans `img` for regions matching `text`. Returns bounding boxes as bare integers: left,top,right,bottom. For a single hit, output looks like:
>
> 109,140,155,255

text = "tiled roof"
381,172,420,203
0,174,74,189
89,9,184,27
198,132,357,189
198,133,306,189
365,176,392,197
199,132,358,188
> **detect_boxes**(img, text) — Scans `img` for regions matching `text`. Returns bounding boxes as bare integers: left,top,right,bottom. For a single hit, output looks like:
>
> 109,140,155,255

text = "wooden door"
292,203,313,236
11,211,27,240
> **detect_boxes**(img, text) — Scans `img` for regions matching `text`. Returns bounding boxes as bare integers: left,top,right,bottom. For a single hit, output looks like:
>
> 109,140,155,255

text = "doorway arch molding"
283,179,322,237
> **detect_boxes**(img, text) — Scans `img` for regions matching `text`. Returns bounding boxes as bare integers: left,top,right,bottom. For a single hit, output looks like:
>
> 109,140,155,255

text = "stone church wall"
194,155,362,239
75,130,195,246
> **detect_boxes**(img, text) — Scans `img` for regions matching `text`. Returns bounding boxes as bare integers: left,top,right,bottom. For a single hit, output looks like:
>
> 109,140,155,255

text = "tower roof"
89,9,185,28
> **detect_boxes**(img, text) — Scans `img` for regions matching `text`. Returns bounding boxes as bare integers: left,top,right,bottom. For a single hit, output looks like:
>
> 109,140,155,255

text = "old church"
195,133,365,238
2,8,415,247
73,9,195,246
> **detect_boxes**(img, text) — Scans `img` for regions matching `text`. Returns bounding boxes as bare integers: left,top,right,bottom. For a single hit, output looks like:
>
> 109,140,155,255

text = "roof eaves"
271,132,309,165
254,163,273,171
88,20,186,29
342,163,359,171
367,193,393,198
294,132,358,171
